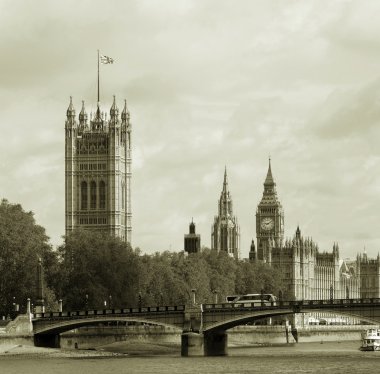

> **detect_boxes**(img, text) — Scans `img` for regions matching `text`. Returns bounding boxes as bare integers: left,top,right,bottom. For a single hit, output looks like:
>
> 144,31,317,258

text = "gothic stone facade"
250,161,379,302
65,96,132,243
211,168,240,259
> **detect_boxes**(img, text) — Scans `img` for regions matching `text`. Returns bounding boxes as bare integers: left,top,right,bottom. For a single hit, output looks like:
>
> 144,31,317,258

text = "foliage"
0,199,58,314
0,200,285,312
56,229,140,310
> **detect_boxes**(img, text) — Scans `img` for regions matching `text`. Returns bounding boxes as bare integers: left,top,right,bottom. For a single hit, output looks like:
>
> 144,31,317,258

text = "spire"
121,99,130,122
79,100,88,126
110,95,119,118
222,166,228,193
264,157,274,186
296,225,301,239
66,96,75,118
259,157,280,205
189,218,195,234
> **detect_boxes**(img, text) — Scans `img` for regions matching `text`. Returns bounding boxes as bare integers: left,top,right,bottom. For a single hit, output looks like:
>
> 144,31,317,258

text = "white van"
233,293,277,306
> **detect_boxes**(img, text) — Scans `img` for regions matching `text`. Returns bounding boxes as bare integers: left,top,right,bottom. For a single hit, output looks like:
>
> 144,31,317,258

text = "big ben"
256,159,284,262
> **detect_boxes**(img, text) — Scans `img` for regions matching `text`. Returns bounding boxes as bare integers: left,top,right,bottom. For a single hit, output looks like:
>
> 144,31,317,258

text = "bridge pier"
181,330,228,356
34,334,61,348
204,330,228,356
181,332,204,356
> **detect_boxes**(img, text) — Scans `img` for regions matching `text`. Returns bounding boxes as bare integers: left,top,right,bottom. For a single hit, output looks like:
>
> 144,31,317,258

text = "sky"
1,0,380,259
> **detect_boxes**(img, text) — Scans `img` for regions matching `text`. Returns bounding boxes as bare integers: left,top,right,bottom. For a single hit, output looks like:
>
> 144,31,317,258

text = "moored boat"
360,328,380,351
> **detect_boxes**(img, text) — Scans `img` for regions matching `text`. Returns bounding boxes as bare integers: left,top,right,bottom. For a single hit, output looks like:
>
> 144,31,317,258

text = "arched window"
81,181,88,210
99,180,106,209
90,181,97,209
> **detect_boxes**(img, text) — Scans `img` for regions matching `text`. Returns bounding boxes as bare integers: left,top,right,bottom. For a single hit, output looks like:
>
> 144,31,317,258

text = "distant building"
211,168,240,259
184,219,201,254
65,96,132,243
359,252,380,298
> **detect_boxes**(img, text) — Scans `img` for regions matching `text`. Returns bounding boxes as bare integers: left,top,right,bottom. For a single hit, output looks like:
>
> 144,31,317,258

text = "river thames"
0,341,379,374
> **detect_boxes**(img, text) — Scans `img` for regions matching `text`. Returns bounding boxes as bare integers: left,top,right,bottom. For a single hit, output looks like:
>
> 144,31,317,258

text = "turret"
91,102,104,131
78,100,88,129
121,99,130,123
296,225,301,239
65,96,76,128
109,95,119,126
249,239,256,261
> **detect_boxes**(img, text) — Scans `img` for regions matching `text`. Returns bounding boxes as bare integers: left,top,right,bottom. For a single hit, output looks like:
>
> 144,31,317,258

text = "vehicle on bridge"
231,293,277,306
360,328,380,351
225,295,240,303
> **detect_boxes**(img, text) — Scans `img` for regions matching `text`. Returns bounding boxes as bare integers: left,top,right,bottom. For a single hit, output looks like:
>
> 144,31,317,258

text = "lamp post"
191,289,196,305
213,290,218,304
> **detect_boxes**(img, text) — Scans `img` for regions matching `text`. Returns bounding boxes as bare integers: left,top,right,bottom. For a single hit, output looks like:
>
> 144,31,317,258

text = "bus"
232,293,277,306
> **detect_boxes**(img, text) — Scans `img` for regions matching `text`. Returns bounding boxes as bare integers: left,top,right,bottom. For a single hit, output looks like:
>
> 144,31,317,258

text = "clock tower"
255,159,284,262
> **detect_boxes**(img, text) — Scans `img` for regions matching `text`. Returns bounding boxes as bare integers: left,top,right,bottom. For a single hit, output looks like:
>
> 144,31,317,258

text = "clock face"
261,217,274,231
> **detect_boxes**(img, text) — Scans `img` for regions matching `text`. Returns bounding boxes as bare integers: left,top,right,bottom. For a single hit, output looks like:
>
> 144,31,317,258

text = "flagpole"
97,49,100,103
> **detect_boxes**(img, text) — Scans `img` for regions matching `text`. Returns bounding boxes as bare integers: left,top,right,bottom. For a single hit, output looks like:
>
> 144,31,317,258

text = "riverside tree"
57,229,141,310
0,199,58,314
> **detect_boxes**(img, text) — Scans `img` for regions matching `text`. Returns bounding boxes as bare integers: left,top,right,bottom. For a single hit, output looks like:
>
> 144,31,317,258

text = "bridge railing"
34,305,185,319
202,298,380,311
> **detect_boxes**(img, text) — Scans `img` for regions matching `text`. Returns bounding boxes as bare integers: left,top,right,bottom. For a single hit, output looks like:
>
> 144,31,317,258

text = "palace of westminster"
64,95,380,305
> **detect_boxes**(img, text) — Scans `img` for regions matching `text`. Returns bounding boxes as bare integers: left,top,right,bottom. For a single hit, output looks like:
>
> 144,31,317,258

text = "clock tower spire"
255,159,284,262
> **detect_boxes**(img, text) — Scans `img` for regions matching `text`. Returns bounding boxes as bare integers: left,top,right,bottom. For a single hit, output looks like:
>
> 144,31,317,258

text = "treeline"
0,199,286,313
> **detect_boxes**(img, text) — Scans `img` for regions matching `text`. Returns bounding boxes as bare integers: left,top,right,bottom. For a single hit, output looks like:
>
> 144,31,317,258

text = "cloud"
311,78,380,139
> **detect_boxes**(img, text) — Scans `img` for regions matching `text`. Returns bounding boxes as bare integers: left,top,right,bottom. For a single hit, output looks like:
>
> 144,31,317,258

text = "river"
0,341,379,374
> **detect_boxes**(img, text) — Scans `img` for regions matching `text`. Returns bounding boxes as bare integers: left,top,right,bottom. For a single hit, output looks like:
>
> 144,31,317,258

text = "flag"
100,54,114,64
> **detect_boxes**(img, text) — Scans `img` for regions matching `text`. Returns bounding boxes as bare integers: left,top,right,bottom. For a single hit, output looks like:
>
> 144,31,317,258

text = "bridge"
32,298,380,356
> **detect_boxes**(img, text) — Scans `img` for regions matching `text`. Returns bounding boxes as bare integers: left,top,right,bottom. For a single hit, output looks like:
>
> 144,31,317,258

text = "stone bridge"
32,298,380,356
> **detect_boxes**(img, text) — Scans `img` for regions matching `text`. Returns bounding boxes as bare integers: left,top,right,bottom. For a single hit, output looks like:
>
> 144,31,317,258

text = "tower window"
90,181,97,209
81,181,88,210
99,180,106,209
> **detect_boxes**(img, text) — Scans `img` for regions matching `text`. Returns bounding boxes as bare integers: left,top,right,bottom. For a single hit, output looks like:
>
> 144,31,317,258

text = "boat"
360,328,380,351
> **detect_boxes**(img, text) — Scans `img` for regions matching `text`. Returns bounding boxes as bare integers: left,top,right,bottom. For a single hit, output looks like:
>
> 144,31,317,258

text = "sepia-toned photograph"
1,1,380,372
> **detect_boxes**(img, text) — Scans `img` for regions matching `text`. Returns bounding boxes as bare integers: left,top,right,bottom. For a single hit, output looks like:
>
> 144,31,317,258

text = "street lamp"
212,290,218,304
191,289,196,305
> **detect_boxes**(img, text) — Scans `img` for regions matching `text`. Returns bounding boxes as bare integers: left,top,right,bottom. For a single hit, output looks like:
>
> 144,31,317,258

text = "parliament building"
65,96,132,243
249,161,380,304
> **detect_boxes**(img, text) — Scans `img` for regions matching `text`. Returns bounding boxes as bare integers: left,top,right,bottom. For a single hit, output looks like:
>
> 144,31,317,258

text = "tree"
235,260,283,297
57,229,141,309
0,199,58,314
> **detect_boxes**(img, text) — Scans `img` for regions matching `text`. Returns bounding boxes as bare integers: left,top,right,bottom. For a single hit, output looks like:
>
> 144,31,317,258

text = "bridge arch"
34,316,182,336
203,306,380,333
203,309,294,333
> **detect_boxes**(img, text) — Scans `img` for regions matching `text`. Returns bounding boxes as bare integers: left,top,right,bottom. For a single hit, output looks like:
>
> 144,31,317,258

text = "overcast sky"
1,0,380,259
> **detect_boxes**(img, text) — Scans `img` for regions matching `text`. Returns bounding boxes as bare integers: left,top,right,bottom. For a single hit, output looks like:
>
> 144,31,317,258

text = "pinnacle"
264,157,274,185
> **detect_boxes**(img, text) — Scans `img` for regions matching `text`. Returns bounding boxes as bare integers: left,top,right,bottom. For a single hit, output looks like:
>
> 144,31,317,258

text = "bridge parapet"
33,305,186,335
